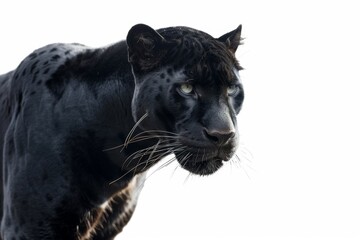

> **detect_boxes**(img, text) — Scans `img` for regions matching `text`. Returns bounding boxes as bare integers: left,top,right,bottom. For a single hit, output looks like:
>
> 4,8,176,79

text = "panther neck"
68,42,157,182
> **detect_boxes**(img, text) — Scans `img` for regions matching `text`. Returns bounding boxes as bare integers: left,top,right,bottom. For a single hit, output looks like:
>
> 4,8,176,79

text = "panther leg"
92,173,146,240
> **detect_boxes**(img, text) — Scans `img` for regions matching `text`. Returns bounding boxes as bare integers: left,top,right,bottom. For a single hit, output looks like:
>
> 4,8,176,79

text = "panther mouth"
174,147,232,176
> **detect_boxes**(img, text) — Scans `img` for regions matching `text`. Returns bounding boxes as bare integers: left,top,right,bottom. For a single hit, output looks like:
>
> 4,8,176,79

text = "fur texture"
0,24,243,239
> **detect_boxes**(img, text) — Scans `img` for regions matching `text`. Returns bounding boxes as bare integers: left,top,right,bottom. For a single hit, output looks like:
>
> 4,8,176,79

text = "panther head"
126,24,244,176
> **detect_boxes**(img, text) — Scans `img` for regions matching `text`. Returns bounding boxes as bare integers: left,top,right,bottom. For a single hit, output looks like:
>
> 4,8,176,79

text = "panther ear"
127,24,166,71
218,25,242,53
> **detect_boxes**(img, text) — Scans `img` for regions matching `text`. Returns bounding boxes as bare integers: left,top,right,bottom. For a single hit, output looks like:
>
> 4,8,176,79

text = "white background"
1,0,359,239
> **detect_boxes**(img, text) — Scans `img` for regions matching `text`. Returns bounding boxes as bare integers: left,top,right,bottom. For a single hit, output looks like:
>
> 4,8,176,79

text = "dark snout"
202,105,236,146
176,102,238,175
203,127,235,146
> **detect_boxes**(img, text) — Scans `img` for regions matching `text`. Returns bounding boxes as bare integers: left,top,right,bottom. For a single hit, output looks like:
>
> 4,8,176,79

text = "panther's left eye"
227,85,239,96
179,83,194,95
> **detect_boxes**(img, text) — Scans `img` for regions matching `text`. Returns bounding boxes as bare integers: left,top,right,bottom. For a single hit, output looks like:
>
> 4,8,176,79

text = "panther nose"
203,128,235,145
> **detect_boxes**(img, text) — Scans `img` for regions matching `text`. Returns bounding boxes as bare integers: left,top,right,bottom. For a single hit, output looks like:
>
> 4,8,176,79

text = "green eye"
179,83,194,95
227,85,239,96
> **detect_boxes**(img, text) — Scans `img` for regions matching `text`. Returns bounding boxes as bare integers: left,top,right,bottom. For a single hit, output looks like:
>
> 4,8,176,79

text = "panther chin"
179,157,224,176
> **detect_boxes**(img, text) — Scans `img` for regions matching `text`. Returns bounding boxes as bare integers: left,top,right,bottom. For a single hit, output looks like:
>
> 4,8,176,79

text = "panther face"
127,24,244,175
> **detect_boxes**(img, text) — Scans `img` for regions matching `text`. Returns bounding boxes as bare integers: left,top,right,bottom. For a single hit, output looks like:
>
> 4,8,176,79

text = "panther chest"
77,172,146,239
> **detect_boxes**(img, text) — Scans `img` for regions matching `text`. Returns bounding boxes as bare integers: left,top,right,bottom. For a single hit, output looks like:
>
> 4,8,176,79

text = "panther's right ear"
127,24,166,71
218,25,243,54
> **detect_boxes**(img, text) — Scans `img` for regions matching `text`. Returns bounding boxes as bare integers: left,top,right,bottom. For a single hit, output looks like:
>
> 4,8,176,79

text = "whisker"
124,112,149,148
103,133,179,152
180,152,192,167
180,152,194,184
123,135,179,146
121,141,182,168
122,145,156,169
109,145,179,185
131,143,182,160
130,129,179,139
171,164,181,178
201,148,206,162
103,112,149,152
136,145,189,189
149,155,177,175
168,148,188,177
109,155,165,185
134,156,177,195
183,172,193,184
241,162,251,180
132,145,153,177
238,144,254,162
229,152,254,180
229,154,241,170
140,140,162,172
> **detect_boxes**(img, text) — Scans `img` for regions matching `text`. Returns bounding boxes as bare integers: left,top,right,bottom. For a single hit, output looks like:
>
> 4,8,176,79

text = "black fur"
0,24,243,239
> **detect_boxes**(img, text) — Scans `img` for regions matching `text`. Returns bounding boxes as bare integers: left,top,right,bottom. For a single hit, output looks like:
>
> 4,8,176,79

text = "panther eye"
179,83,194,95
227,85,239,96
